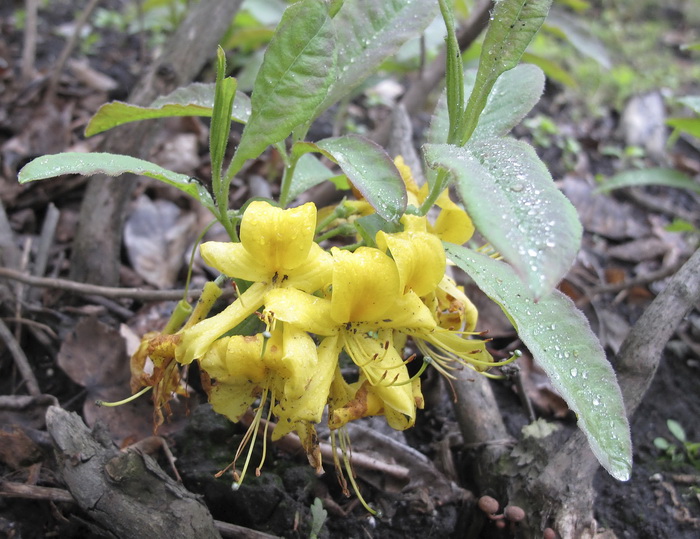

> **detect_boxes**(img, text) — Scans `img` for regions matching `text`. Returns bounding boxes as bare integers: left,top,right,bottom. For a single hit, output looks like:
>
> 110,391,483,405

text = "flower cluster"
130,158,506,486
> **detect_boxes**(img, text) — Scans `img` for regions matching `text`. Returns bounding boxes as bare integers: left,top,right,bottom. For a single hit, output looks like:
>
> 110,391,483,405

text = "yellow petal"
437,274,479,332
240,201,317,272
277,323,319,399
271,335,339,438
282,243,333,293
330,247,400,323
208,378,258,423
264,288,336,336
176,282,266,364
341,329,414,417
200,241,269,283
433,190,474,244
394,155,421,207
377,291,436,330
376,229,446,296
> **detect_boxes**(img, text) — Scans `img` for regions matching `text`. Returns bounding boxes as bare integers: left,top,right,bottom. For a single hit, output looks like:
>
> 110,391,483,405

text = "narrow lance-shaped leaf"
595,168,700,195
424,140,581,298
210,47,237,189
314,0,438,116
459,0,552,145
315,135,407,222
231,0,337,168
444,244,632,482
18,153,216,214
84,83,251,137
428,64,546,146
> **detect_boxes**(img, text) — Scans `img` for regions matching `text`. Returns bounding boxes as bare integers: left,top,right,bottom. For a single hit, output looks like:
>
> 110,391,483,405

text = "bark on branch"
46,406,220,539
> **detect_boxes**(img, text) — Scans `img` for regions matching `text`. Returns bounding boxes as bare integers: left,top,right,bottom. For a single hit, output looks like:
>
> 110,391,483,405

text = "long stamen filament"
95,385,152,407
233,390,268,487
338,428,377,516
256,390,274,476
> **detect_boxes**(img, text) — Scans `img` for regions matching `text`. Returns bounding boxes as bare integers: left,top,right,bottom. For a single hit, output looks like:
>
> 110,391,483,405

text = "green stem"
315,223,356,243
314,199,351,233
418,168,450,215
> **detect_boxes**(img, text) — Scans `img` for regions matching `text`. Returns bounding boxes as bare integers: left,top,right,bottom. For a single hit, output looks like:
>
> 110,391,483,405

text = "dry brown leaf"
57,317,161,444
0,426,43,469
124,195,196,288
560,175,651,240
607,237,669,262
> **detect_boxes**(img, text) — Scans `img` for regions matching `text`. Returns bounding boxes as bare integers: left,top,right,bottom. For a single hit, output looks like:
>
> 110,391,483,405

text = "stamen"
256,390,274,476
233,389,268,486
388,356,430,387
95,385,152,407
337,427,377,516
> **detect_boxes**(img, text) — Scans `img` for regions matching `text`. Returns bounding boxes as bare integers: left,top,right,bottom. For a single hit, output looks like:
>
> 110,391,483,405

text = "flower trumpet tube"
177,201,332,364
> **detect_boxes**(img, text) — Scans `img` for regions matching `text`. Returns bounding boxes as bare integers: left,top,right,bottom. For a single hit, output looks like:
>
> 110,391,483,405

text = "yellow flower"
177,201,332,364
199,323,333,474
375,218,446,297
375,222,496,378
394,155,474,244
264,247,434,430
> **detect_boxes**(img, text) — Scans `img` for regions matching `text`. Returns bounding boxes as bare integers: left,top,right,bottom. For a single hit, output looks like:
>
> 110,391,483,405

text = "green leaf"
232,0,336,166
84,83,251,137
285,153,335,202
425,140,581,298
316,135,407,222
444,244,632,481
545,8,611,69
667,419,687,443
210,48,237,190
459,0,552,145
676,95,700,114
595,168,700,195
666,117,700,140
18,152,216,213
521,52,578,88
428,64,546,146
653,437,670,451
315,0,438,116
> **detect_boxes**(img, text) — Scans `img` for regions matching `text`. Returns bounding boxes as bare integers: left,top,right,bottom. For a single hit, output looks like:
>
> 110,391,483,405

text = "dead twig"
0,266,234,302
45,0,102,99
20,0,39,82
0,318,41,396
0,481,74,504
588,257,686,297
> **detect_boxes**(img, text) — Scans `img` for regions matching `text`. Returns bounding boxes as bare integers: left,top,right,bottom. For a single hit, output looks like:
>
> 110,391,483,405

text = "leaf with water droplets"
424,140,582,298
233,0,337,165
316,135,406,222
444,244,632,481
18,152,216,213
84,83,251,137
314,0,438,116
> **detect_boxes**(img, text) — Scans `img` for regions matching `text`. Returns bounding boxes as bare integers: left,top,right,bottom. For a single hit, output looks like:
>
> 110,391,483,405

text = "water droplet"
570,368,578,377
592,396,601,406
511,182,524,192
